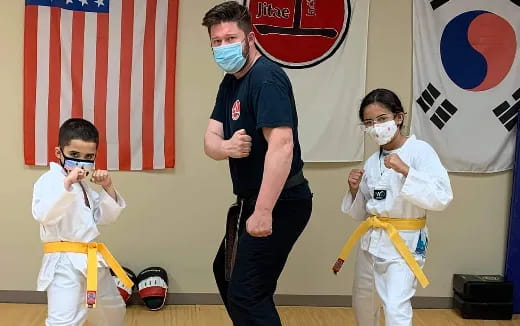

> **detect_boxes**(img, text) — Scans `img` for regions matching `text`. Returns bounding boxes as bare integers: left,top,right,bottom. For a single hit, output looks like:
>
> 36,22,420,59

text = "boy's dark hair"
359,88,406,129
59,118,99,148
202,1,252,34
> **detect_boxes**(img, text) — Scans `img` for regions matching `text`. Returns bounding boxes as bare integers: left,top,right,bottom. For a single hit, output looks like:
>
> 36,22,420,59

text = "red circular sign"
245,0,351,68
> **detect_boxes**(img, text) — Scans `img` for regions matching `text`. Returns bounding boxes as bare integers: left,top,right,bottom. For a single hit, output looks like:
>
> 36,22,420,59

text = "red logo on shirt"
232,100,241,121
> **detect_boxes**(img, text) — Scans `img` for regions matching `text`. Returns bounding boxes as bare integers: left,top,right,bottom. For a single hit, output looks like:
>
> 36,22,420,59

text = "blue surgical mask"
60,150,95,176
212,41,247,74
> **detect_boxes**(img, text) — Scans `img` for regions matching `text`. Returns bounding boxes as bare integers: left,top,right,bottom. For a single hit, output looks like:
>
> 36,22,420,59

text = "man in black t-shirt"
202,2,313,325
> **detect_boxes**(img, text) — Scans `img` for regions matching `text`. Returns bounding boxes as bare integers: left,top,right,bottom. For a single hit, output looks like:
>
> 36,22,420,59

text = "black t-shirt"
211,56,310,199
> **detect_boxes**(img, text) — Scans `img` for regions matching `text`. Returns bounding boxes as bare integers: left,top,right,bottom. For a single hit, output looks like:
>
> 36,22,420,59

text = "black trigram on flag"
493,88,520,132
512,0,520,7
416,83,459,130
429,0,451,10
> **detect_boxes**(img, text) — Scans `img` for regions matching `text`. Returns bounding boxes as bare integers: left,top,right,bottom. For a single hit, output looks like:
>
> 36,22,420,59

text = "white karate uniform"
341,135,453,326
32,162,127,326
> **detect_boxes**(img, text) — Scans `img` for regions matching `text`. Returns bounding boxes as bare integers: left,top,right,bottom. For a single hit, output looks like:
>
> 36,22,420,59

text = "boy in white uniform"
32,118,132,326
334,89,453,326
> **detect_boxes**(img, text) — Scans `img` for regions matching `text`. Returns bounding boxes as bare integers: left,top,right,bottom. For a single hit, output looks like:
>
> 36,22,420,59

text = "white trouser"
46,256,126,326
352,247,425,326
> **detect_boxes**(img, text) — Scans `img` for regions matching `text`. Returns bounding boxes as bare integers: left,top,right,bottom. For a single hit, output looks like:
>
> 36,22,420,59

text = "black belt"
283,170,306,190
225,201,243,281
238,170,306,201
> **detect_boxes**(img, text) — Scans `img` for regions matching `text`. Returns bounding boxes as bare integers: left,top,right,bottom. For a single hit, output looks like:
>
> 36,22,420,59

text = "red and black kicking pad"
110,266,137,303
137,266,169,311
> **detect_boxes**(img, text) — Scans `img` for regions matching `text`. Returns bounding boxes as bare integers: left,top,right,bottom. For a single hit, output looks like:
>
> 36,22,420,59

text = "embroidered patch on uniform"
232,100,241,121
415,232,428,256
374,189,387,200
86,291,97,307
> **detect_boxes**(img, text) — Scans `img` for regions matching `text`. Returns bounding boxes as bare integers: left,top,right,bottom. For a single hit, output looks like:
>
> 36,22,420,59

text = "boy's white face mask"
366,120,398,146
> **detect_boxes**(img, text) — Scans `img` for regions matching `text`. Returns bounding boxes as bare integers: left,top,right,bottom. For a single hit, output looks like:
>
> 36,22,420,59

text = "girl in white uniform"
339,89,453,326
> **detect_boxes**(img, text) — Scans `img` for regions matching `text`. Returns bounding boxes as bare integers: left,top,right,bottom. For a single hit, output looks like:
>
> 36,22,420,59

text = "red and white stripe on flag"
23,0,178,170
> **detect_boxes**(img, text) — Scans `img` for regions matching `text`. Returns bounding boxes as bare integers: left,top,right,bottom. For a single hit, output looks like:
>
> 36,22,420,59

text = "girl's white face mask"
366,120,398,146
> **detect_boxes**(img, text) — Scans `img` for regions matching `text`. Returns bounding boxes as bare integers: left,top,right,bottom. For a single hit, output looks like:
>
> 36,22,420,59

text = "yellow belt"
44,241,134,308
332,216,429,288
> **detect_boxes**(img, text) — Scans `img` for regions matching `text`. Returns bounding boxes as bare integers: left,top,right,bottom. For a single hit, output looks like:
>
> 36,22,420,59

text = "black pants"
213,197,312,326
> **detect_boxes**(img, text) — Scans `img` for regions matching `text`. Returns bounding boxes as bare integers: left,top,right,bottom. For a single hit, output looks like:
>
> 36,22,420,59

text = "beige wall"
0,0,512,299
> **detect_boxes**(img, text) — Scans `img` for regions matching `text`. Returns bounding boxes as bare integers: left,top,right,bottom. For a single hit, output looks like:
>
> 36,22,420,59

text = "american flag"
24,0,178,170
